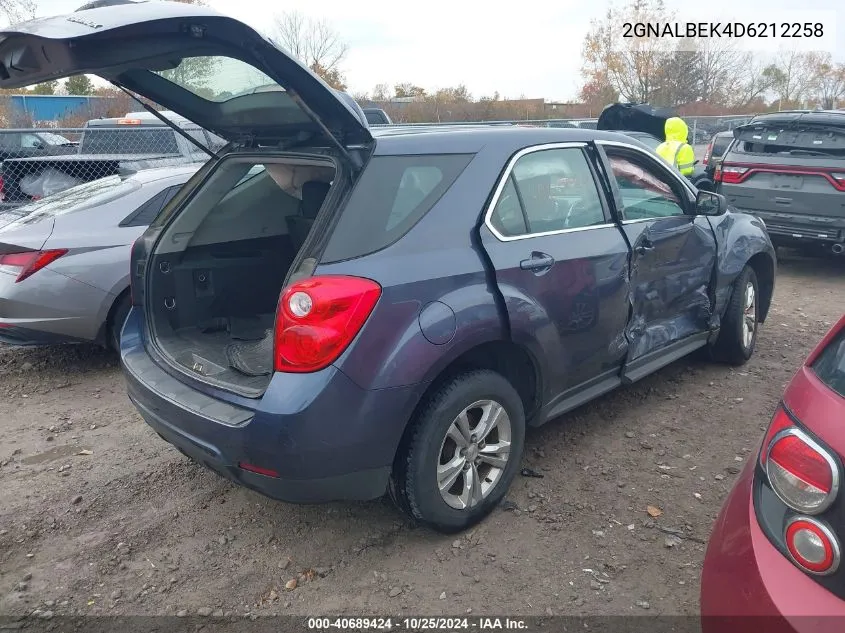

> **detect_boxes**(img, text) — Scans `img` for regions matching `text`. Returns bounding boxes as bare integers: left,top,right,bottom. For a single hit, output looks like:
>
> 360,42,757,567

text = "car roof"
370,126,646,155
124,164,201,184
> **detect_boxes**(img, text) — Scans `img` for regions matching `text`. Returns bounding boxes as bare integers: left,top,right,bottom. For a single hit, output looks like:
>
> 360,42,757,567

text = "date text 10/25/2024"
307,617,529,630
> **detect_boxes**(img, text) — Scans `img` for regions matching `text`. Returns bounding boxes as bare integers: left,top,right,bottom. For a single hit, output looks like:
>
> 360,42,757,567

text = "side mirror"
695,190,727,216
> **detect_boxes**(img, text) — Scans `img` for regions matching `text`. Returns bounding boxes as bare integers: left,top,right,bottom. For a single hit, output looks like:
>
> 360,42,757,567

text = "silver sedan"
0,165,199,349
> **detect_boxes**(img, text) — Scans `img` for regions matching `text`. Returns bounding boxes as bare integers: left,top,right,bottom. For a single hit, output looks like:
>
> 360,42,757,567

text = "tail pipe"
832,243,844,255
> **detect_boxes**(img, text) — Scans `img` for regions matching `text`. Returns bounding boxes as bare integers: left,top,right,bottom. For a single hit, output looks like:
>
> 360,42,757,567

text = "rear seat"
286,181,330,252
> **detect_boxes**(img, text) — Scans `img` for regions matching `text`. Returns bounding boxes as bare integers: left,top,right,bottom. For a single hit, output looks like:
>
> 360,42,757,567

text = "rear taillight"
0,174,5,201
715,165,748,183
0,249,67,283
785,517,840,575
762,409,839,514
273,275,381,373
832,173,845,183
703,142,713,165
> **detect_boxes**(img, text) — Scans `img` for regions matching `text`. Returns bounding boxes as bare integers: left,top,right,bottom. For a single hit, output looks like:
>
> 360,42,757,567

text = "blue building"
4,94,117,123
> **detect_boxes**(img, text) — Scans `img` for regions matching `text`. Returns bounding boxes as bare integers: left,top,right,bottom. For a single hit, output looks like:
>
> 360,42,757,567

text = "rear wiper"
787,149,837,157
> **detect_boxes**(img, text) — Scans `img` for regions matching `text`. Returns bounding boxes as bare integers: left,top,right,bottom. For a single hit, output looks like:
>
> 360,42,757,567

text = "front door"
597,142,718,363
480,142,631,405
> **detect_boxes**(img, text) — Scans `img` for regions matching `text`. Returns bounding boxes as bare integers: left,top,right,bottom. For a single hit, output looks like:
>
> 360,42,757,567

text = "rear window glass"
81,128,180,155
711,136,732,157
733,122,845,157
812,328,845,398
321,154,473,263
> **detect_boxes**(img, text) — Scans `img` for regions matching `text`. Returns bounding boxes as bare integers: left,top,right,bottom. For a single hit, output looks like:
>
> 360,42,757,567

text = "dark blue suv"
0,2,777,532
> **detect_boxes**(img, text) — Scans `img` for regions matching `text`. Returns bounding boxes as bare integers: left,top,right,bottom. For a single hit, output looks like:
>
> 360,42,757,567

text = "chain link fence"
0,124,224,208
0,113,756,210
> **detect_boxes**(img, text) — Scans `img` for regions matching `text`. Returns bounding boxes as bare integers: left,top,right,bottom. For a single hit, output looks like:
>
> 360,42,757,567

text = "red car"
701,313,845,632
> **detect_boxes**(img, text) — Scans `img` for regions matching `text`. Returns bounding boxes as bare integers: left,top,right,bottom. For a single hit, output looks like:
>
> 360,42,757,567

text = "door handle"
520,252,555,272
635,241,655,255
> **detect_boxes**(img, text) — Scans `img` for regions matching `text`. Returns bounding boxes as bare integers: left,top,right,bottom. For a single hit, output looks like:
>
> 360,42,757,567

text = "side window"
605,151,686,221
121,186,182,227
0,133,21,149
489,147,606,237
21,134,43,148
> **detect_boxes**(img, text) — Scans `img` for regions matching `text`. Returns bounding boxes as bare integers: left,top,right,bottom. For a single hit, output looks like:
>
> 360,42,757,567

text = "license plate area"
771,174,804,190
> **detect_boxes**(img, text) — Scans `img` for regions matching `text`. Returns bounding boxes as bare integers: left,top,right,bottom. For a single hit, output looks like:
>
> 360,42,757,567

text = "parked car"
0,129,77,163
362,108,392,125
597,103,718,191
0,2,777,532
703,131,733,169
701,312,845,632
0,164,199,349
1,112,219,203
715,110,845,255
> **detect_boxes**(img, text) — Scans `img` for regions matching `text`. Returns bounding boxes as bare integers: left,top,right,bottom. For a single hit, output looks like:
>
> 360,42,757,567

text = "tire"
108,292,131,352
389,369,526,533
711,265,759,366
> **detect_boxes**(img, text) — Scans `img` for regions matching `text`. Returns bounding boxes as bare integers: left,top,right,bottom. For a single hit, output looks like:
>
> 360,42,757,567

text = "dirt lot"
1,251,843,620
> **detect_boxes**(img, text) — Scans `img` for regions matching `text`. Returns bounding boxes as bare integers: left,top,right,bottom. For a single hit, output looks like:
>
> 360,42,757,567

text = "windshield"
39,132,73,145
0,175,139,228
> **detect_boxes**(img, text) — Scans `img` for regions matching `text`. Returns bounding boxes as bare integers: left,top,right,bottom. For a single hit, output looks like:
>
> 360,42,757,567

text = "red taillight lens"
716,165,748,183
0,249,67,283
785,518,840,575
273,275,381,373
759,406,794,468
703,142,713,165
766,425,838,514
238,462,280,478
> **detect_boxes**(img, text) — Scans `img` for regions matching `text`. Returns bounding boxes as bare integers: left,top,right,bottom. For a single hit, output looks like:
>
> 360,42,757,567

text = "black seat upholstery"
286,181,330,252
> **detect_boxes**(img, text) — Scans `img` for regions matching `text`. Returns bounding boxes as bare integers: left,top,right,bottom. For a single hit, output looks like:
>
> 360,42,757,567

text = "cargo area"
145,156,337,396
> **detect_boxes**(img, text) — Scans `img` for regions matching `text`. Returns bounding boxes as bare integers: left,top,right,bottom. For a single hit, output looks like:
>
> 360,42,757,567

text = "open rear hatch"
0,0,372,153
0,0,375,396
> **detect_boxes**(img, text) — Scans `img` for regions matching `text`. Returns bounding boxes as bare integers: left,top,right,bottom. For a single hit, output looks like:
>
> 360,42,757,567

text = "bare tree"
272,11,349,90
810,54,845,109
1,0,36,24
766,50,827,108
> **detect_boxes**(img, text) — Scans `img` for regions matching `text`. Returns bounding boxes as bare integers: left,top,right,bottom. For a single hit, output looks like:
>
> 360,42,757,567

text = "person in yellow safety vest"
656,117,696,177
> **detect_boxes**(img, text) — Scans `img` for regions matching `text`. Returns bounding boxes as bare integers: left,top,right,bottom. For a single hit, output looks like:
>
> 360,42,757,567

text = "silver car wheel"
437,399,512,510
742,281,756,349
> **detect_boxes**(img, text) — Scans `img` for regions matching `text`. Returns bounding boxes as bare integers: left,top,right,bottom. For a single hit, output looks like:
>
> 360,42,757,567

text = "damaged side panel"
707,212,777,323
621,216,718,361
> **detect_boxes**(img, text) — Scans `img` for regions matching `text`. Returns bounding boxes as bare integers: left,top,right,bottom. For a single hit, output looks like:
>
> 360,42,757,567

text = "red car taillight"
785,517,840,575
0,249,67,283
760,407,839,514
703,141,713,166
273,275,381,373
715,165,748,183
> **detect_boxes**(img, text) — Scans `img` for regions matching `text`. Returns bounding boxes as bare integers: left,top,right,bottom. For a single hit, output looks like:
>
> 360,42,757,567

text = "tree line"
3,0,843,126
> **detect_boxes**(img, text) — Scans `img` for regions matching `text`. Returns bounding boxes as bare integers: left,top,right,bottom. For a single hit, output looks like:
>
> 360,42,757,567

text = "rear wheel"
711,265,759,365
108,292,131,352
390,370,525,533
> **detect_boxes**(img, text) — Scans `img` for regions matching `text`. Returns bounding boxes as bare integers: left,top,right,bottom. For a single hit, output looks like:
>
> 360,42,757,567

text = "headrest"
300,181,331,219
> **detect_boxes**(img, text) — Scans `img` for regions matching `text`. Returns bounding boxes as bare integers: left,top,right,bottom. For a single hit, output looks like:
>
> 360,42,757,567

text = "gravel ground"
0,250,843,619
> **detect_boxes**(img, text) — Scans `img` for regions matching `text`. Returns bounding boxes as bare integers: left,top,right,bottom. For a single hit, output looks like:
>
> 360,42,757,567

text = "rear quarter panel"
707,209,776,322
317,144,518,392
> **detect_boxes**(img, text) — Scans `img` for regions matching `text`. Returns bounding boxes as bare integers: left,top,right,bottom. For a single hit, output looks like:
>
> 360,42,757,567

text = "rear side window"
121,185,183,227
321,154,473,262
812,328,845,398
711,136,732,157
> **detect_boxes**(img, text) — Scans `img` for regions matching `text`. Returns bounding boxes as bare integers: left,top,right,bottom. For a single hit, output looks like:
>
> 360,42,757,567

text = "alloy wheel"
437,399,512,510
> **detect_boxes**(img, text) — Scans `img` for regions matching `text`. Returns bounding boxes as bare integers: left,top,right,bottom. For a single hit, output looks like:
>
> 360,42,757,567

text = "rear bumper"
700,457,845,633
739,209,845,246
120,309,425,503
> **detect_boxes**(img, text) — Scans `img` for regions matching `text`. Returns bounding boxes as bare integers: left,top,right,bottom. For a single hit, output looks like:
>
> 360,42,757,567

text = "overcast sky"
28,0,845,101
